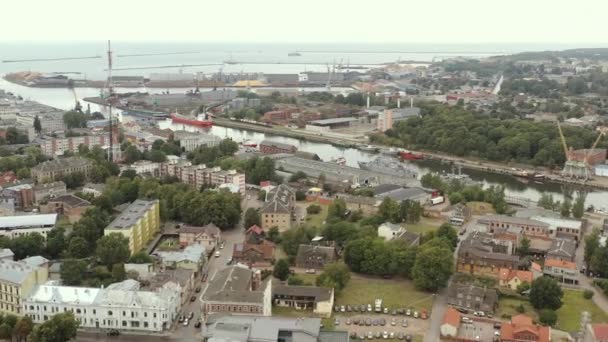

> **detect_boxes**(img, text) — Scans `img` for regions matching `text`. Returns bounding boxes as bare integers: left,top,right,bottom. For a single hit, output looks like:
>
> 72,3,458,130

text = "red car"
421,310,428,320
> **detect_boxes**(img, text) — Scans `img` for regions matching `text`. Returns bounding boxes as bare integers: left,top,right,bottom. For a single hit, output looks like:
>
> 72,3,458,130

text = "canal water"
2,78,607,210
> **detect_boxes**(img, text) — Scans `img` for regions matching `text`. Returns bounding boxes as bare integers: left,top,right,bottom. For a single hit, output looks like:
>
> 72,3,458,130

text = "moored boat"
170,113,213,127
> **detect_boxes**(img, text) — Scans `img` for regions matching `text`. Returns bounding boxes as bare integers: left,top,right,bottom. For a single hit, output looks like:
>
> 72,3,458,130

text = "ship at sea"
288,51,301,57
438,165,480,186
170,112,213,127
358,156,418,179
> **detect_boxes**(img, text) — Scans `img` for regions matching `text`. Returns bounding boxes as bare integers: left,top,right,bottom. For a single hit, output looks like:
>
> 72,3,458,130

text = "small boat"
359,144,379,152
241,140,257,148
399,150,424,160
170,113,213,127
332,157,347,166
288,51,301,57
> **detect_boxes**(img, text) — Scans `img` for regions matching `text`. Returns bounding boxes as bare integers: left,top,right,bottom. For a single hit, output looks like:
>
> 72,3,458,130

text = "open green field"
466,201,496,215
304,203,328,228
405,217,444,234
497,297,538,321
557,289,608,331
336,276,434,312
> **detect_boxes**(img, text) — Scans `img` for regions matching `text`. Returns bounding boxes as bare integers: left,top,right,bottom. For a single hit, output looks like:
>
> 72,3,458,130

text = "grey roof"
32,181,66,192
390,107,421,120
379,222,402,233
0,249,14,259
447,283,498,313
0,213,57,229
180,223,221,236
31,157,92,173
203,265,263,304
21,256,49,267
106,279,141,291
371,184,402,195
308,117,358,125
477,215,549,228
395,230,421,246
375,187,428,202
273,284,333,302
157,244,206,264
548,239,577,259
83,183,105,193
261,184,294,215
458,231,519,263
295,244,337,266
48,194,91,208
204,314,321,342
0,259,38,285
106,199,158,230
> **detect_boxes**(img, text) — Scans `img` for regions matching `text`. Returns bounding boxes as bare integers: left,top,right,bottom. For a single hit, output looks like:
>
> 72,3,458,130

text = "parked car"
305,269,316,274
107,329,120,336
334,318,340,326
405,334,413,342
194,320,201,328
493,323,502,329
178,316,184,323
346,318,351,325
214,251,220,257
421,310,428,320
389,332,395,339
346,305,352,312
391,318,396,326
402,319,408,327
383,307,389,314
189,312,194,320
190,296,196,302
367,331,373,339
365,318,372,326
361,304,367,312
462,317,473,324
334,305,340,312
350,331,357,339
405,309,411,316
372,319,379,326
375,331,382,339
183,319,189,326
367,304,373,312
391,309,397,315
413,311,419,319
456,307,469,314
226,258,233,265
380,318,386,326
382,331,389,339
340,305,346,312
353,305,359,312
397,332,404,340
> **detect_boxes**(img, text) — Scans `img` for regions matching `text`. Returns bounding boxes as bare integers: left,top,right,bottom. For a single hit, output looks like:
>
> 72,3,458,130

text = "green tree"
267,226,281,243
243,208,261,229
585,228,601,265
60,259,88,286
148,149,167,163
378,197,400,223
0,323,11,341
63,111,88,129
590,246,608,276
560,198,571,217
33,115,42,134
124,145,142,164
518,236,531,256
538,309,557,326
316,262,351,293
289,171,308,182
273,258,291,281
436,223,458,250
112,263,126,282
45,227,66,259
537,193,555,210
128,251,153,264
572,192,586,219
29,312,79,342
322,222,358,248
14,316,33,342
287,275,305,286
95,233,130,267
12,233,45,259
67,236,89,258
295,190,306,201
412,244,453,291
306,204,321,214
401,200,423,223
327,198,347,220
529,277,564,310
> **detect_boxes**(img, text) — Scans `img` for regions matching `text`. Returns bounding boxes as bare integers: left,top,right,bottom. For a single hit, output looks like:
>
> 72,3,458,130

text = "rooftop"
307,117,358,125
544,258,577,270
531,216,583,230
592,323,608,340
203,314,322,341
498,268,533,284
31,157,92,173
47,194,91,208
203,265,263,304
442,307,461,328
259,140,297,151
273,284,333,302
478,215,549,228
0,248,14,259
548,239,577,259
32,181,66,191
261,184,294,214
180,223,221,236
0,259,38,285
106,199,158,230
21,256,49,267
0,213,57,229
156,244,206,264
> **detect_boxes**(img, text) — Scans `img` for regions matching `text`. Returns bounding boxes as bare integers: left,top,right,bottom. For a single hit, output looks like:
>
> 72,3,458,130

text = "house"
447,283,498,314
377,222,420,247
501,314,550,342
440,307,461,338
232,241,276,267
585,323,608,342
245,225,265,244
295,244,337,270
273,284,334,318
547,239,577,262
201,265,272,317
0,257,49,315
543,258,578,285
499,268,533,291
457,232,519,277
178,224,221,252
40,194,92,223
145,268,194,307
156,244,206,276
261,184,295,231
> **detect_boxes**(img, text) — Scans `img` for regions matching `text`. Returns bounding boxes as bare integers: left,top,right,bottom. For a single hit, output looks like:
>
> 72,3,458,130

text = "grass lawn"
336,276,434,312
466,201,496,215
297,273,318,285
405,217,444,234
557,289,608,331
304,203,328,228
497,297,538,321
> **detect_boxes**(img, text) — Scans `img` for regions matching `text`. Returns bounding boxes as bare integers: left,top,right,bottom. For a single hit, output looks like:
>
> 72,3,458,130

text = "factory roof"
375,187,428,202
0,213,57,229
0,249,14,259
308,117,358,125
21,256,49,267
0,259,38,285
106,199,158,230
204,314,322,341
531,216,582,230
156,244,206,264
478,215,549,227
47,194,91,208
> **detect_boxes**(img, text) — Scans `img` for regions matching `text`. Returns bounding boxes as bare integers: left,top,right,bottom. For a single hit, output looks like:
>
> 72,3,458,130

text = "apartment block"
104,200,160,255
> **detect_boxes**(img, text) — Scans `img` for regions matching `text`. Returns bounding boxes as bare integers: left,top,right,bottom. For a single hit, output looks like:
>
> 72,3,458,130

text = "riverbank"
214,118,608,191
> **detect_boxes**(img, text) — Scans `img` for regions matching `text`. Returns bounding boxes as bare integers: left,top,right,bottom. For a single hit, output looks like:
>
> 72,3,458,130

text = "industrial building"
305,117,361,133
0,213,57,240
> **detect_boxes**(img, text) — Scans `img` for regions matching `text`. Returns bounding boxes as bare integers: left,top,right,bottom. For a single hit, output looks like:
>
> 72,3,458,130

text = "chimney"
366,92,370,109
397,95,401,109
410,97,413,108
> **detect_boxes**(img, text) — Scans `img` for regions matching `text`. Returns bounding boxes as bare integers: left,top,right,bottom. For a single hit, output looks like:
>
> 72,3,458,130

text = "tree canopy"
529,277,564,310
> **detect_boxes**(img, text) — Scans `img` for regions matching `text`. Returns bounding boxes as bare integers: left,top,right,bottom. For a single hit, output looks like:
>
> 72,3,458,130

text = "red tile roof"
246,225,264,235
544,258,577,270
442,307,461,328
501,314,550,342
531,262,542,273
499,268,533,283
593,323,608,340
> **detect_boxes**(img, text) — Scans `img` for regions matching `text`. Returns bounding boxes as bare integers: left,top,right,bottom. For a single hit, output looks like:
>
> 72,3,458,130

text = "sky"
1,0,607,44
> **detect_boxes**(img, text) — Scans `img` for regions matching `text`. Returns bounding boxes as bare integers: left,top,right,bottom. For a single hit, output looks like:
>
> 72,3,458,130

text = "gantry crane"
557,121,605,181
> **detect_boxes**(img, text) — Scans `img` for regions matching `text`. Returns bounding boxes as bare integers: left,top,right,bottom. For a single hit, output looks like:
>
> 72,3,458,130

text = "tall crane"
558,121,605,181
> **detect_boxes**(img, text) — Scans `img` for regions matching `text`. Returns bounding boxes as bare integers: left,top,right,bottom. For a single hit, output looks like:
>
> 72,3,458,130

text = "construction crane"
558,121,606,181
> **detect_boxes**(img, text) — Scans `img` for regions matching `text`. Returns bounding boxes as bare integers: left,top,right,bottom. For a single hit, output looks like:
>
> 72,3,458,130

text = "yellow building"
0,257,49,315
104,199,160,255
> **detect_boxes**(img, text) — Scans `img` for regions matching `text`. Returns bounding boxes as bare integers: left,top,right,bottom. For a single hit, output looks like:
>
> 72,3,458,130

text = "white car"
183,319,189,326
214,251,220,258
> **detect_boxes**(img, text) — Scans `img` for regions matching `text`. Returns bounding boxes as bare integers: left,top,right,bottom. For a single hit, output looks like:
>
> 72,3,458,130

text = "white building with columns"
22,281,180,333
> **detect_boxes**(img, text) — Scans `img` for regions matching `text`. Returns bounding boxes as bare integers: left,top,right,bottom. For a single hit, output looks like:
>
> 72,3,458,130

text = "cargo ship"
241,140,257,148
399,150,424,160
170,113,213,127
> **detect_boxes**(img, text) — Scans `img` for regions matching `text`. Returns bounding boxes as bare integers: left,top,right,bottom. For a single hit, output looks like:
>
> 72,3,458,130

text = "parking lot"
457,318,500,342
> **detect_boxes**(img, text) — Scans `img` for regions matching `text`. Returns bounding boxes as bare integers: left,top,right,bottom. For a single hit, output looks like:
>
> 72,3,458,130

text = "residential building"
295,244,337,270
0,258,49,315
38,133,114,158
335,194,379,216
259,140,297,154
82,183,105,198
585,323,608,342
22,282,180,333
0,197,14,216
543,258,578,285
245,225,265,244
202,315,345,342
273,285,334,318
178,224,221,251
201,265,272,317
501,314,550,342
159,161,245,194
173,130,221,152
32,181,67,203
16,110,65,133
0,249,14,261
104,200,161,255
498,268,533,291
377,222,420,246
531,262,543,279
1,182,34,210
40,194,91,223
547,239,577,262
232,241,276,267
261,184,295,231
145,268,194,307
30,157,94,183
457,232,519,277
0,213,57,240
123,160,160,177
212,169,246,194
447,283,498,314
440,307,461,338
156,244,206,276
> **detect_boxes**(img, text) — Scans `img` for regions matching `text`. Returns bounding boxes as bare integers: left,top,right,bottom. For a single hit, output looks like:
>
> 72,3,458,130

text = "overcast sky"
1,0,607,44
